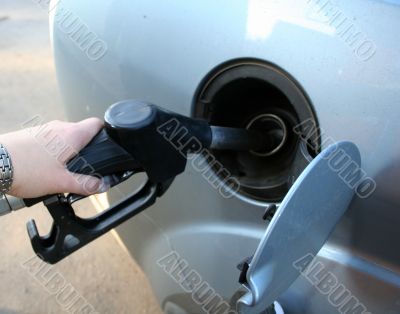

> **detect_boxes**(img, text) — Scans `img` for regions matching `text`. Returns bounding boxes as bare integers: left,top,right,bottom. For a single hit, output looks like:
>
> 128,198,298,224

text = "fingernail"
97,180,110,193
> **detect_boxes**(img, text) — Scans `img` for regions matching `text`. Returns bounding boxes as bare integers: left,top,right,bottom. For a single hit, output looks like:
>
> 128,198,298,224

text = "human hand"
0,118,108,198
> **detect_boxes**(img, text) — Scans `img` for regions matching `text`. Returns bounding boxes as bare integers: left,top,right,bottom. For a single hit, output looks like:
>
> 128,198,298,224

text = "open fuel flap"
236,141,361,313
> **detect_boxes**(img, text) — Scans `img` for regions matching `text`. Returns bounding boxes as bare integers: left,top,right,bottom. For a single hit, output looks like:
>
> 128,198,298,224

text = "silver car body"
50,0,400,313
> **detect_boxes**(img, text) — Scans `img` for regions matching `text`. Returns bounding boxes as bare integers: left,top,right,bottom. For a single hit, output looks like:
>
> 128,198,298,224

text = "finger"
62,172,110,196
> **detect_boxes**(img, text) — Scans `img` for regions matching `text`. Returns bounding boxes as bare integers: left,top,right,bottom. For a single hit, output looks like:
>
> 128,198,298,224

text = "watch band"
0,144,13,193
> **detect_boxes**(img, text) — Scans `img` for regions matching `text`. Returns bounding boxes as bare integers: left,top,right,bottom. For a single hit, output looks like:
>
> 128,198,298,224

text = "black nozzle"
102,100,277,182
104,100,213,182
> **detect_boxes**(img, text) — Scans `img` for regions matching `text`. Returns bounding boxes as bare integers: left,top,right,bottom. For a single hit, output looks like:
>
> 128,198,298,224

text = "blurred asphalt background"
0,1,161,313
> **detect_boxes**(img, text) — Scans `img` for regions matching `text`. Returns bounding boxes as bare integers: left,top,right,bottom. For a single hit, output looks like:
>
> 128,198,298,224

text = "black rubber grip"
24,129,138,207
66,129,139,176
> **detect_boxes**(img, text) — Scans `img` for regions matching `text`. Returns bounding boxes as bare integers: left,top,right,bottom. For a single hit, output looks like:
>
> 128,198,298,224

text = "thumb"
72,118,104,152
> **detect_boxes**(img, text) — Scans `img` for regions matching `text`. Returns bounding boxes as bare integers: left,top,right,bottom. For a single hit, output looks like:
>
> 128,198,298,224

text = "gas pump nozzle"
22,100,273,264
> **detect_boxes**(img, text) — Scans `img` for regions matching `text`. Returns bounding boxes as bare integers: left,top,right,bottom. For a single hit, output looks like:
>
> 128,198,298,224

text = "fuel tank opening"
246,113,288,157
194,59,320,203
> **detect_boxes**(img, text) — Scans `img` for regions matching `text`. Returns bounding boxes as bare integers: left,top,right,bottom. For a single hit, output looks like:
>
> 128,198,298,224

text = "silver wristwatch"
0,144,13,193
0,145,24,215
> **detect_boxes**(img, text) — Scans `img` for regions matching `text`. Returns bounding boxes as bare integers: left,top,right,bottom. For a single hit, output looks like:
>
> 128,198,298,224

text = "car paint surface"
50,0,400,313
